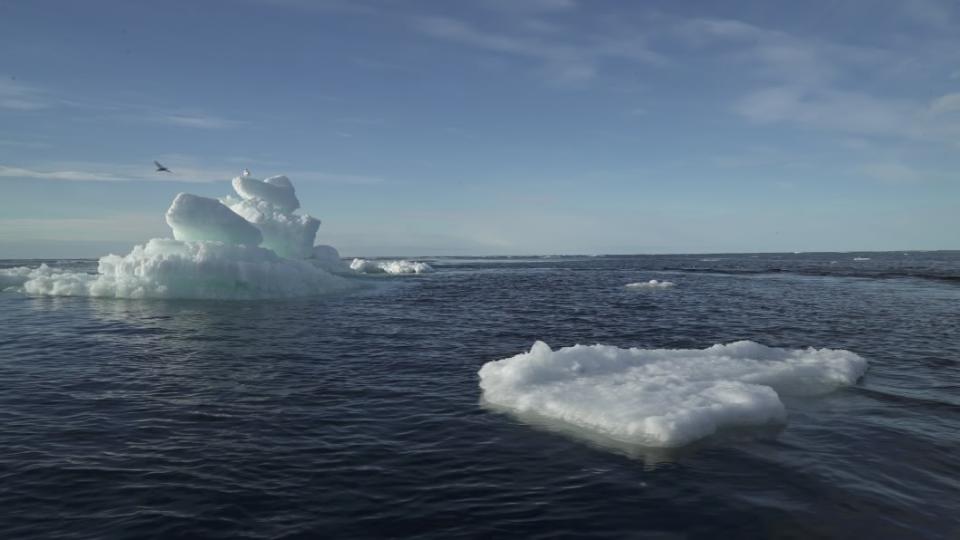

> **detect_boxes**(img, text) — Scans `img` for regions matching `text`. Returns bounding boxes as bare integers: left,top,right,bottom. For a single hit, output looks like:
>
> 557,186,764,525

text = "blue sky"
1,0,959,257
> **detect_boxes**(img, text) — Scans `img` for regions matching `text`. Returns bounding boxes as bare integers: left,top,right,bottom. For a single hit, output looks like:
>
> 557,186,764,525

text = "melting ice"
0,173,369,299
626,279,675,289
349,258,434,275
478,340,867,448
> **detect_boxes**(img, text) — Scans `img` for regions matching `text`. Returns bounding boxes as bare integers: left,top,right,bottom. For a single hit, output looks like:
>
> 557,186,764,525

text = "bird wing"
154,160,164,169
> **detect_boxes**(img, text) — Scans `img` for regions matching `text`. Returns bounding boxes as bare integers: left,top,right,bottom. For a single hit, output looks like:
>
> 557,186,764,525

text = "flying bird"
154,160,171,173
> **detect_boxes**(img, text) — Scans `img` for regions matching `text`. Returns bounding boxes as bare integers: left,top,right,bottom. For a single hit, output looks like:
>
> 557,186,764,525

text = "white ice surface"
349,258,434,275
626,279,675,288
165,193,263,246
3,239,352,299
224,196,320,259
232,175,300,212
478,340,867,448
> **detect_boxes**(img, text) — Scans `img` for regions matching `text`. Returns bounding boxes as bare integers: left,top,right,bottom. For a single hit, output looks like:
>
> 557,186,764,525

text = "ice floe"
626,279,675,289
350,258,434,275
478,340,867,448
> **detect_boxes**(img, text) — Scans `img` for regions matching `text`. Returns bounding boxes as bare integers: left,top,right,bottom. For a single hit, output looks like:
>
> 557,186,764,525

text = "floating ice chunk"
348,258,382,273
626,279,675,288
349,258,434,275
478,340,867,448
225,196,319,259
166,193,263,247
378,260,434,274
0,264,93,294
9,239,353,299
1,172,369,300
0,266,35,290
232,175,300,212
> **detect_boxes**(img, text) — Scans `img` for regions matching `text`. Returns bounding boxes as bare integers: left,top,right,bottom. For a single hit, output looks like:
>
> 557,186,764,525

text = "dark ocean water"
1,251,959,539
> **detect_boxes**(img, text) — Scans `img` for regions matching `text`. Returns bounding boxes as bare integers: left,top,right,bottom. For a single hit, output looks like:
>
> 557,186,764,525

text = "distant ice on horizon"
626,279,675,289
350,258,434,275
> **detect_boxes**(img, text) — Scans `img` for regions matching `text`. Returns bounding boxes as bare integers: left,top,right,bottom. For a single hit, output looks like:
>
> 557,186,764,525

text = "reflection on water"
1,251,959,538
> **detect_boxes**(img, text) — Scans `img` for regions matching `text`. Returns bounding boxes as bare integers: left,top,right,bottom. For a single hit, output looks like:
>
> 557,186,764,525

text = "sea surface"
1,251,958,539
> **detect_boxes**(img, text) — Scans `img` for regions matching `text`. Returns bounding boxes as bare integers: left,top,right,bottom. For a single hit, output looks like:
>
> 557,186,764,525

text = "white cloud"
675,17,960,144
411,14,662,84
678,17,888,87
0,162,239,183
151,113,246,129
479,0,577,13
0,165,127,182
857,161,924,184
0,79,56,111
0,78,245,130
0,162,384,185
930,92,960,114
735,86,915,135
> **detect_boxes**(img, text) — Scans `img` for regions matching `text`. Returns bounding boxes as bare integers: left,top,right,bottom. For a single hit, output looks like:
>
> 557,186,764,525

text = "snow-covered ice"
350,258,434,275
231,175,300,212
626,279,675,289
223,194,320,259
478,340,867,448
166,193,263,246
11,239,351,299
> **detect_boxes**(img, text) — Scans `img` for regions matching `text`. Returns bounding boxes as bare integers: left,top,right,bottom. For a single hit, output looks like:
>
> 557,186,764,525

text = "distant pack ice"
349,258,435,275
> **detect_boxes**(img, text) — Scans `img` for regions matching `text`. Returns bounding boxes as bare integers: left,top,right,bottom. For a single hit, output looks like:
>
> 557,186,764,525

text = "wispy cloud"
677,17,960,144
0,79,58,111
735,86,960,142
857,161,925,184
734,87,913,135
148,113,246,129
0,165,126,182
479,0,578,13
411,14,663,84
0,161,384,185
1,154,248,183
0,77,245,130
929,92,960,115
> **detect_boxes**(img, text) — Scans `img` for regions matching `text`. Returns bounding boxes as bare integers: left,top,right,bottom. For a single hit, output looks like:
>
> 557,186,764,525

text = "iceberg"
1,173,356,299
478,340,867,448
